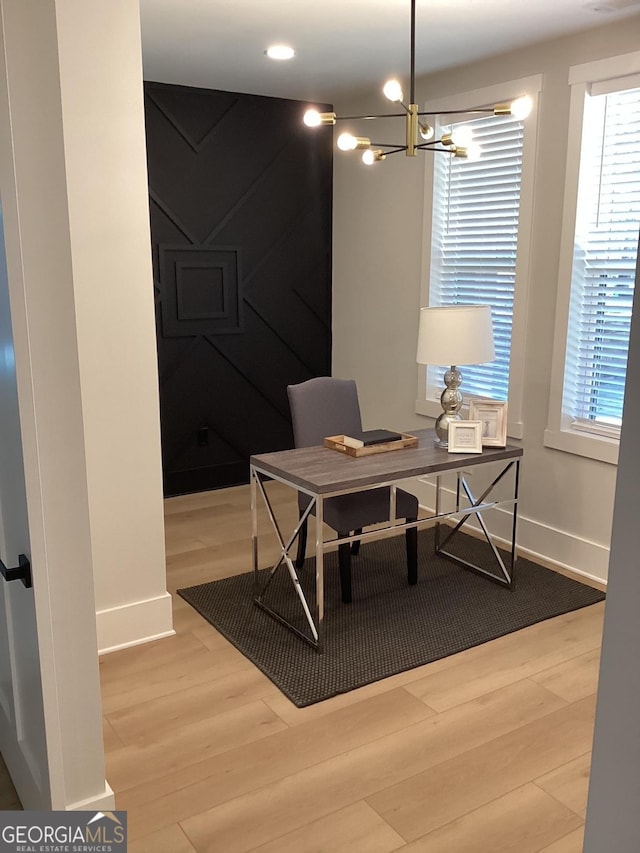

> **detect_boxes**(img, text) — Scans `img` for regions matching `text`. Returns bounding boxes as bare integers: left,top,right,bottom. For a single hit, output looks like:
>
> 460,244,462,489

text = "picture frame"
469,400,508,447
447,420,483,454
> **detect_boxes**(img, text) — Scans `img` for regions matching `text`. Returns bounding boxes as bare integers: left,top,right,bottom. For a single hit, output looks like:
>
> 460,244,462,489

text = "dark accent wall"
144,82,333,496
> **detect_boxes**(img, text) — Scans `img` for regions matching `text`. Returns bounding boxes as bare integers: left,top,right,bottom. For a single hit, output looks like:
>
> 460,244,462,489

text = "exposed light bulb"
337,132,357,151
362,149,386,165
419,123,434,141
451,125,473,147
303,109,336,127
510,95,532,120
383,79,403,102
337,133,370,151
466,143,482,161
265,45,295,60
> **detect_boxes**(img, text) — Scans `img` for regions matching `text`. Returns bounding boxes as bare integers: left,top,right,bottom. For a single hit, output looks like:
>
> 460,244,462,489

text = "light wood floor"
100,482,605,853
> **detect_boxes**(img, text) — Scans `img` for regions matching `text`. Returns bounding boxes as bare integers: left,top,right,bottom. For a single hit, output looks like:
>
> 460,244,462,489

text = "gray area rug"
178,529,605,707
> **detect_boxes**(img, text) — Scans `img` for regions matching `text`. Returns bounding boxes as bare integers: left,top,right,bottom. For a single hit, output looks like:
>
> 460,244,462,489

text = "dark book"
343,429,403,448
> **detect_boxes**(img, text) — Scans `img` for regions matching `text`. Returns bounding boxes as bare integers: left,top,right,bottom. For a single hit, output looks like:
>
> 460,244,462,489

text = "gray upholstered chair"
287,377,419,603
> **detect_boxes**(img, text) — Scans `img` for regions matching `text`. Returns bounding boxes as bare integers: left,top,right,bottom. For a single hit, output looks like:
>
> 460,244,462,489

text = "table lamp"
416,304,496,447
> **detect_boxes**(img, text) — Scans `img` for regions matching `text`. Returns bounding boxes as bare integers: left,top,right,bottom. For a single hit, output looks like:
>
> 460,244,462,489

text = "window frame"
544,51,640,465
416,75,542,440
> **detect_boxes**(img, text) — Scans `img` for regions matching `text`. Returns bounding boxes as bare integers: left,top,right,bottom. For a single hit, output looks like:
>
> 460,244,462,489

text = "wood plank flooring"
100,482,605,852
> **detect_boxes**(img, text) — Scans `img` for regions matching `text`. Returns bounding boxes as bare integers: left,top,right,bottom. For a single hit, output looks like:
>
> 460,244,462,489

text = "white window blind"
563,85,640,434
429,114,524,401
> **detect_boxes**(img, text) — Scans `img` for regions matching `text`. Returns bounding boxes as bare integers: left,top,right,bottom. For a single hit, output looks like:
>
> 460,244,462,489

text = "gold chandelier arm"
417,108,494,117
337,112,409,120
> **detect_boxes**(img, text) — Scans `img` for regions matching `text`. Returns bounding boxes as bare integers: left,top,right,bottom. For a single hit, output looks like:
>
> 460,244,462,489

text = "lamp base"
434,365,464,448
433,411,463,448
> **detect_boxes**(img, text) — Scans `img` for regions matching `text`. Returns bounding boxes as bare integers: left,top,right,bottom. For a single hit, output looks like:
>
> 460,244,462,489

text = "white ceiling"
139,0,640,104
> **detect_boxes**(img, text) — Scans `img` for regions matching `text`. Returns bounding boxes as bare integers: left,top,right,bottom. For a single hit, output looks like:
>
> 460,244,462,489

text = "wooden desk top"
251,428,523,496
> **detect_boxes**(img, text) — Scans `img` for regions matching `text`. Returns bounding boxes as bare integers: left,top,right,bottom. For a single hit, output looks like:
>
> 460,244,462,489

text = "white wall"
54,1,173,653
332,16,640,583
0,0,131,809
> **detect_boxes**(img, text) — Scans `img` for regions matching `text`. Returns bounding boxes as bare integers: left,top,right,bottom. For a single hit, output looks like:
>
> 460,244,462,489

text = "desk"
250,428,522,650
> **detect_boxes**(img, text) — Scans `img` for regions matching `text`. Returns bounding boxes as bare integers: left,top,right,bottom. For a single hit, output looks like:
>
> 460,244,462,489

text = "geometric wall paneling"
206,136,326,264
145,81,332,495
158,336,295,495
201,305,316,413
145,87,239,153
159,245,242,336
150,190,199,245
240,211,330,375
145,85,305,246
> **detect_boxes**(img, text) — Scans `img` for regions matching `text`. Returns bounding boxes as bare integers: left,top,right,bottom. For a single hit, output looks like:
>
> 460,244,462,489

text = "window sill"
543,427,619,465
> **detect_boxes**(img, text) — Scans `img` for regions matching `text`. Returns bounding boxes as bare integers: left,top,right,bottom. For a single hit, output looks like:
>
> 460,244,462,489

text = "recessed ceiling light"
265,45,295,61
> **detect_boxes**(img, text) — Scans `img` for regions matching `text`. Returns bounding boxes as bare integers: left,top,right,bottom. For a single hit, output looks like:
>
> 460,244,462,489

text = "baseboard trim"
425,510,607,591
97,591,174,655
413,475,611,584
515,542,606,591
67,781,115,811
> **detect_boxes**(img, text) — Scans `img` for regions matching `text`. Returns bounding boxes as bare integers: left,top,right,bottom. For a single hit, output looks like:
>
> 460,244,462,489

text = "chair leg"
295,515,308,569
351,528,363,556
406,521,418,585
338,532,353,604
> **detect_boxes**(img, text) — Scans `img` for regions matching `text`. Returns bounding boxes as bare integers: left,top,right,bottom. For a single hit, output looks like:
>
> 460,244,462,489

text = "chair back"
287,377,363,448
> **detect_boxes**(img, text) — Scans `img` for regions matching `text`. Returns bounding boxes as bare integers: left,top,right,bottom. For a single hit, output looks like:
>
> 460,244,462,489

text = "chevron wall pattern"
144,81,333,495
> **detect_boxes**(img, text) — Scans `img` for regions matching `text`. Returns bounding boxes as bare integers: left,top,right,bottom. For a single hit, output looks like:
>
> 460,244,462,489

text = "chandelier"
303,0,532,164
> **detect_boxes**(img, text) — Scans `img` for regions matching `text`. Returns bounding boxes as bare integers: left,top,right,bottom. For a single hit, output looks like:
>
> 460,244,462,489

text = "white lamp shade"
416,304,495,366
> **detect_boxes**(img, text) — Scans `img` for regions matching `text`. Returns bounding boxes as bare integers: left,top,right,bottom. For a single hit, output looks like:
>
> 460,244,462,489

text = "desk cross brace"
252,472,319,644
435,460,520,588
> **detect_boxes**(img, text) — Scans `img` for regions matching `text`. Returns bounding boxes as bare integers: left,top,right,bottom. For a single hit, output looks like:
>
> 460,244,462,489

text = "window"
546,52,640,464
418,76,541,439
430,113,523,401
564,88,639,432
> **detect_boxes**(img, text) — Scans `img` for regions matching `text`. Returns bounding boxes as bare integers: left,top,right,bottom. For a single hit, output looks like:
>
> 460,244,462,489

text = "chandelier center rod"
410,0,416,105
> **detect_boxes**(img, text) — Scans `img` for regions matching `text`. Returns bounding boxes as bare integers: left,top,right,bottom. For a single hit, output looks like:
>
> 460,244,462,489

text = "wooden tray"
324,433,418,457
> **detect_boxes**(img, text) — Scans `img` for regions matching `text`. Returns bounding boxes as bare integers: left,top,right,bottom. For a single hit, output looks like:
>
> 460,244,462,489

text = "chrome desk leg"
435,474,442,551
459,475,511,585
436,461,519,588
252,472,320,648
315,495,324,652
509,460,521,588
389,484,397,526
251,466,259,595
